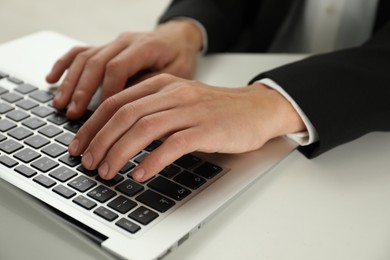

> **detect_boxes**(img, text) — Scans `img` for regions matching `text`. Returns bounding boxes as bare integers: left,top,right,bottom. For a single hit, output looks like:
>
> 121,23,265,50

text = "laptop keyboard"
0,71,225,235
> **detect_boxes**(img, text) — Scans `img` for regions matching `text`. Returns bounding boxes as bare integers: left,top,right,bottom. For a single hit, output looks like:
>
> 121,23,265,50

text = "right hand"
46,20,203,119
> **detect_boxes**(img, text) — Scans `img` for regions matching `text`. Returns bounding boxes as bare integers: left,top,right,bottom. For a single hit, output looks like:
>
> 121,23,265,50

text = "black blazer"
160,0,390,158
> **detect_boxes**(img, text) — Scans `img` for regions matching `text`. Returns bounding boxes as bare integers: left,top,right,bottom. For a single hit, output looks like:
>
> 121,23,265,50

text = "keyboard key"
16,99,39,110
0,119,16,132
116,218,140,234
94,206,118,222
14,164,37,178
59,153,81,167
134,153,148,164
55,132,74,146
116,179,144,197
6,109,29,122
144,140,162,152
96,174,124,187
22,117,46,130
14,148,41,163
25,135,50,149
73,195,97,210
0,71,9,79
159,164,181,178
147,176,191,201
0,154,18,167
53,184,76,199
136,190,175,213
129,206,159,225
38,124,63,138
119,161,136,174
2,92,23,103
108,196,137,214
33,174,56,188
29,90,54,103
15,83,38,94
31,156,59,172
173,171,206,190
31,106,55,117
174,154,202,169
49,166,77,182
41,143,67,158
47,113,68,125
193,162,223,179
87,185,117,203
64,121,83,133
0,139,23,153
0,102,14,114
7,77,23,85
77,165,98,177
0,133,6,142
8,126,33,140
68,175,97,192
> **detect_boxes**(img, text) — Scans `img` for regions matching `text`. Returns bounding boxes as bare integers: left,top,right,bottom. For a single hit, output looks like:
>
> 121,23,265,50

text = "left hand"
68,73,305,182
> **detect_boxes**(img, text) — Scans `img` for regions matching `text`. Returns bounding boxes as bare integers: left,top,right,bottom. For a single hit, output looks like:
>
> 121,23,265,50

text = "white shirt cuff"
258,78,319,146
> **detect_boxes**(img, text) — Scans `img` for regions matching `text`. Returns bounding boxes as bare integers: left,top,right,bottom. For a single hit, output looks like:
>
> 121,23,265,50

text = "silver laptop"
0,31,297,260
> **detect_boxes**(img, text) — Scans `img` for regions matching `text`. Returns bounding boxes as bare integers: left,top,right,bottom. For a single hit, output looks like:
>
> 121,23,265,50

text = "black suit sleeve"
250,23,390,158
158,0,262,53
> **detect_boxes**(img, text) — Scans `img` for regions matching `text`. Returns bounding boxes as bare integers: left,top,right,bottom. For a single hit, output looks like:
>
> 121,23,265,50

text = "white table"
1,34,390,260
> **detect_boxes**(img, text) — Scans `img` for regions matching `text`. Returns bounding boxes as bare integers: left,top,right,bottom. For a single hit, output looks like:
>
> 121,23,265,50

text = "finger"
66,41,130,119
96,108,197,180
46,46,89,83
132,128,204,182
69,74,178,157
53,47,101,110
99,43,168,103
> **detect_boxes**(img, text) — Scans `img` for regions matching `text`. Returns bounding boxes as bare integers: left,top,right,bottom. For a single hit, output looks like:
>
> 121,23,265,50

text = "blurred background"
0,0,171,45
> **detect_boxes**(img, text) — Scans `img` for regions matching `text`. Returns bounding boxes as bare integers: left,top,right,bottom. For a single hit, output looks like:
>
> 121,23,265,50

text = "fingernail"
68,101,77,112
82,152,93,169
68,138,79,154
99,162,109,179
132,167,145,181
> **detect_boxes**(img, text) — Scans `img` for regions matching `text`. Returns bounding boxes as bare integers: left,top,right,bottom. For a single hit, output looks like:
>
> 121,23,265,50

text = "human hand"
67,74,305,182
46,20,203,119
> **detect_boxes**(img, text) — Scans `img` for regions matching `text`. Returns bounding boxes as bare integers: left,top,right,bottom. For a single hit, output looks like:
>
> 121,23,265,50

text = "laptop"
0,31,297,260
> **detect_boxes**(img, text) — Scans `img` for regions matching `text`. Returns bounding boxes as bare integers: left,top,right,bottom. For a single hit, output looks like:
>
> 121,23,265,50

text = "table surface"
1,33,390,260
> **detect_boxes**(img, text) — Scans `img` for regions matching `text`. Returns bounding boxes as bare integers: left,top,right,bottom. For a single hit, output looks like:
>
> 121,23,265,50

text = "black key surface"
33,174,56,188
41,143,67,158
7,77,23,85
116,218,140,234
173,171,206,190
8,126,33,140
15,83,38,94
2,92,23,103
94,206,118,222
144,140,162,152
68,175,97,192
119,161,136,174
47,113,68,125
159,164,181,178
96,174,124,187
0,139,23,153
193,162,223,179
59,153,81,167
24,134,50,149
136,190,175,213
31,156,59,172
77,165,98,177
38,124,63,138
49,166,77,182
29,90,54,103
14,164,37,178
129,206,159,225
0,102,14,114
53,184,76,199
73,195,97,210
147,176,191,201
22,117,46,130
116,179,144,197
0,154,18,167
174,154,202,169
64,121,83,133
14,148,41,163
87,185,117,203
108,196,137,214
0,133,6,142
134,153,148,164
